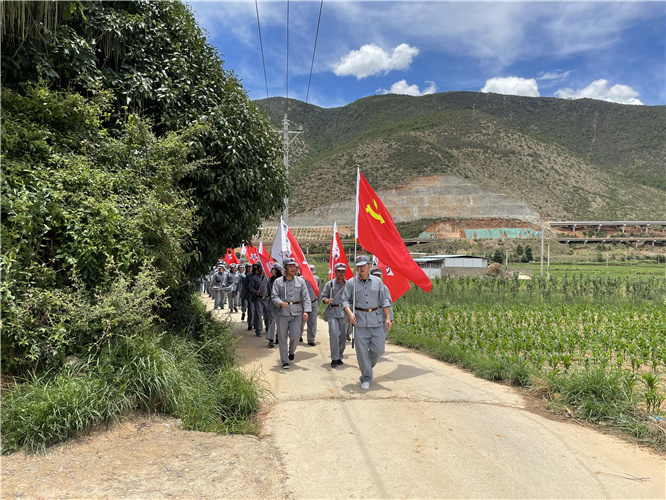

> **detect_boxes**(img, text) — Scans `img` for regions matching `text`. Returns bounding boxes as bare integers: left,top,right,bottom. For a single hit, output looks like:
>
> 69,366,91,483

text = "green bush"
2,308,267,454
2,262,167,374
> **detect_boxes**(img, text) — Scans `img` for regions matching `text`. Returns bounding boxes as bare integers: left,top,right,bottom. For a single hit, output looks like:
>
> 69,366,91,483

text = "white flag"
271,216,291,264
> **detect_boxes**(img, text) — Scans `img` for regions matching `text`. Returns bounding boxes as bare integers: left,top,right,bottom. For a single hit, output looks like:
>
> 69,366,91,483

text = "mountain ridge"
255,92,665,221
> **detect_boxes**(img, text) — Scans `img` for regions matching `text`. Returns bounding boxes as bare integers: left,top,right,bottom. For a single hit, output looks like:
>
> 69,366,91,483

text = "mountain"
256,92,665,221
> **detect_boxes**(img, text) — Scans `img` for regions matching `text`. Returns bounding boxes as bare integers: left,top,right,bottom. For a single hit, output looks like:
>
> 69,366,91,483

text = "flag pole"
352,166,360,349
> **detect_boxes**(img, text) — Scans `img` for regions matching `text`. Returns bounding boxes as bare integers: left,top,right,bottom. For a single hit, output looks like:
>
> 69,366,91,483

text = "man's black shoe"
331,360,337,367
308,341,315,346
255,332,262,337
288,354,294,361
241,313,245,320
337,359,344,365
282,362,289,369
247,325,253,330
299,337,303,342
268,341,275,348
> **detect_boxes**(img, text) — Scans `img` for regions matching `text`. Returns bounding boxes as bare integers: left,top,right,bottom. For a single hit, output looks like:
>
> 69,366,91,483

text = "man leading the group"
321,262,350,368
342,255,392,390
272,258,312,369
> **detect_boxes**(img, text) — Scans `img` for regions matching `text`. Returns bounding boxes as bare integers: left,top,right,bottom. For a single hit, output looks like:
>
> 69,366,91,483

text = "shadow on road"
374,363,432,382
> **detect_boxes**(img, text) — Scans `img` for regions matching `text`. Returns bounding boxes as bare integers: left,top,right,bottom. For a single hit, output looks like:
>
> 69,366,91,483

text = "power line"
286,0,289,114
255,0,269,99
305,0,324,105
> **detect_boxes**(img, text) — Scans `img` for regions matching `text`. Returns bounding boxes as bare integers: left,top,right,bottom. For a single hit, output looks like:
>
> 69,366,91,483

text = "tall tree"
2,0,288,277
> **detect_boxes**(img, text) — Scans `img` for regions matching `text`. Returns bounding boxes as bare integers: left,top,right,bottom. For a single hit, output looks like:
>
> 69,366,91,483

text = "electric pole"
540,217,545,278
282,114,302,225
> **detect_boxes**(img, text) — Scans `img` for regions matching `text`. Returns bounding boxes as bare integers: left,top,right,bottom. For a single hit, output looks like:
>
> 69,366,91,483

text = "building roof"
414,254,485,263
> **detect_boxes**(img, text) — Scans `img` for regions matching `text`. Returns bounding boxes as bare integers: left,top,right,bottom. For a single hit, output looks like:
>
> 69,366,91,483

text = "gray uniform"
321,278,348,362
220,270,229,307
302,276,322,343
342,275,391,384
272,276,312,364
225,271,239,310
211,270,226,309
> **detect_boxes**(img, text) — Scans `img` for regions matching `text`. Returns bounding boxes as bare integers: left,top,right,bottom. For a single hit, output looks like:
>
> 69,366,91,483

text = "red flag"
271,217,319,298
245,245,259,265
378,258,411,301
287,229,320,298
257,242,275,276
329,222,353,280
356,171,432,293
224,248,239,265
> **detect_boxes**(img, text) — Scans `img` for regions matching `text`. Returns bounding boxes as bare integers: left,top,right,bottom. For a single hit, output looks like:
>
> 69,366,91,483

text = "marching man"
342,255,392,390
272,258,312,369
321,262,350,367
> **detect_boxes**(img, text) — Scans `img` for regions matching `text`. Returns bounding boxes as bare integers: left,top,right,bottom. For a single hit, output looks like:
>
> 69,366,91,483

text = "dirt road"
3,297,665,499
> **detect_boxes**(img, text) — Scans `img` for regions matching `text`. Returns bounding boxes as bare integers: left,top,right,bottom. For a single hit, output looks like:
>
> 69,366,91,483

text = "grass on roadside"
1,293,268,454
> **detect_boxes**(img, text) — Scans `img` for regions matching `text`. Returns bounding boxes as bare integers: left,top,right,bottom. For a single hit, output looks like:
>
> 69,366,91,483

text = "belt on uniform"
355,307,378,312
286,301,301,305
329,304,342,307
259,295,270,299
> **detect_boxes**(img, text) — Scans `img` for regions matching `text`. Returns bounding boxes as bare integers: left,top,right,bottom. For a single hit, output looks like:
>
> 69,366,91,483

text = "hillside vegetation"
257,93,665,220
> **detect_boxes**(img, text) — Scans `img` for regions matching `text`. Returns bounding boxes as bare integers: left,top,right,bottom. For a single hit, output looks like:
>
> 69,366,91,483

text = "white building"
414,255,488,279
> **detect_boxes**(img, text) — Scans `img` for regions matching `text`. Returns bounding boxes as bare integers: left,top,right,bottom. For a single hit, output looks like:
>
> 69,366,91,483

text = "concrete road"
230,309,665,500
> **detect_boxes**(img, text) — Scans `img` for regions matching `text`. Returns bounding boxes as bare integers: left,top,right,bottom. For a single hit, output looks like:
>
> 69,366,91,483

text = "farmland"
391,273,666,450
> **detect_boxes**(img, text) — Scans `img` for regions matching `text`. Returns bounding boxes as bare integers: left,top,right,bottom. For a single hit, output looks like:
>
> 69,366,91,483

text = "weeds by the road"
1,293,266,454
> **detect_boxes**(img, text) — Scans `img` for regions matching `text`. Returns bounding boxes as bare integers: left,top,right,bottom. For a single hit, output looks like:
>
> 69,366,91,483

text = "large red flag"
378,258,411,301
356,171,432,293
271,217,320,297
257,242,275,276
329,222,353,280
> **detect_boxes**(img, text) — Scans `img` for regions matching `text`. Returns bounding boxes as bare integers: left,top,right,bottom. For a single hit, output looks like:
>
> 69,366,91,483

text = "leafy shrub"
2,309,267,454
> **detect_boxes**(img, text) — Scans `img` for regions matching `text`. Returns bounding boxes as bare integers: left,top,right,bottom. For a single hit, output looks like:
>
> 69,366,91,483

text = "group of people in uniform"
199,254,394,390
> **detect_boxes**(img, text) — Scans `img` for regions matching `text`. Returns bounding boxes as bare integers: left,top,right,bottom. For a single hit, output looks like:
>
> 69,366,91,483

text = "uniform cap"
272,262,283,272
229,263,237,268
334,263,348,271
309,264,316,271
370,267,382,277
355,255,371,266
251,263,261,270
283,257,298,266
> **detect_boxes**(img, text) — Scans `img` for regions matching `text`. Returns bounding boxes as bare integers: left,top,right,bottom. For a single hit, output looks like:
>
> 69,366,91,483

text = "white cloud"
537,70,572,81
333,43,419,79
323,2,663,74
554,79,643,105
481,77,540,97
380,80,437,97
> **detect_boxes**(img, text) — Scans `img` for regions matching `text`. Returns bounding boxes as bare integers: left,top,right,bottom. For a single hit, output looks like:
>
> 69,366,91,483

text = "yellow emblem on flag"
366,199,385,224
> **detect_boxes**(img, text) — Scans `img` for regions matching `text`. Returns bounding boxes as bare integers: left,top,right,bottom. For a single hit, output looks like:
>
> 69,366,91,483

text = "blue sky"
188,1,665,108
